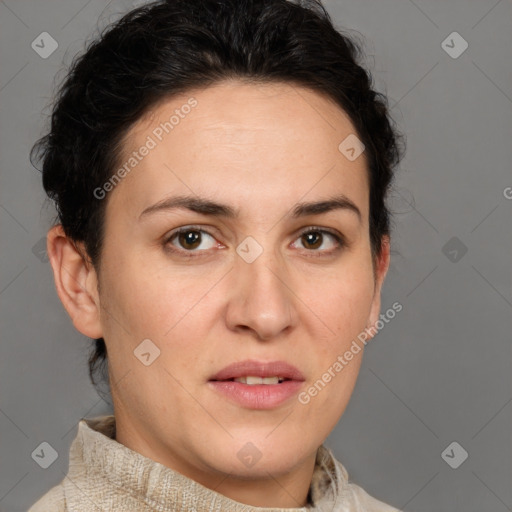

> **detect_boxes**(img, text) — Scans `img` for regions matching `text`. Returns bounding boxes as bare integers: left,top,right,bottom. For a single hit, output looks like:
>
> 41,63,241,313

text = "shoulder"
27,483,66,512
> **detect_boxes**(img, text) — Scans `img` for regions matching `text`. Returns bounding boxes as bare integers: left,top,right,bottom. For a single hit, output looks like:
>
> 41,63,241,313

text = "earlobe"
46,225,103,339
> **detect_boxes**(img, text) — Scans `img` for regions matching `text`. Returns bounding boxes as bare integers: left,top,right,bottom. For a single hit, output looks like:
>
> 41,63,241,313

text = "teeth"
233,376,284,385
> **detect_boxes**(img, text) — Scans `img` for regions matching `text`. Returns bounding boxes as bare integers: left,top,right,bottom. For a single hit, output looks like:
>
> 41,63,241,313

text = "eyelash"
163,225,345,258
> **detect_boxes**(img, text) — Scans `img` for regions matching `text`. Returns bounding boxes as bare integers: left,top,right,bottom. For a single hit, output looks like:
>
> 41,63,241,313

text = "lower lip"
208,380,303,409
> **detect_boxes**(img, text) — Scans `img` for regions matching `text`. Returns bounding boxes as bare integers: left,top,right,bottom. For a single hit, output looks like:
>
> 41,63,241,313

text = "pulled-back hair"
31,0,404,398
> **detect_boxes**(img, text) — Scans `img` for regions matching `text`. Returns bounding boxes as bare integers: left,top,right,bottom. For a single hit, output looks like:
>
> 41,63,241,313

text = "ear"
366,235,391,339
46,225,103,339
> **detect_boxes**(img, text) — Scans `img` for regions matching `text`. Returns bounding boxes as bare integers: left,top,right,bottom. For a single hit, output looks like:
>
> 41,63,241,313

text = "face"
51,80,389,495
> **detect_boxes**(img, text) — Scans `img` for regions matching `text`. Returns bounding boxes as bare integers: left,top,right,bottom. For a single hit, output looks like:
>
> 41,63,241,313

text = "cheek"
300,273,372,418
101,249,208,335
308,264,375,340
101,261,210,403
99,255,223,382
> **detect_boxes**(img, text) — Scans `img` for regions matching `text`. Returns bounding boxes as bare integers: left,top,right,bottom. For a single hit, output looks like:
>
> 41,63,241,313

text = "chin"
209,435,315,478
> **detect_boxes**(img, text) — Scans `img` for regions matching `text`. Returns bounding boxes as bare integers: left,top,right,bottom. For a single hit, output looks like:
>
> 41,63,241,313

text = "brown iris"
301,231,323,250
178,230,202,250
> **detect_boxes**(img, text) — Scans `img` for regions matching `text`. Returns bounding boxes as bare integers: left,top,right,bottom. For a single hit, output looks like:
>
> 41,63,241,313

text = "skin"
47,80,390,508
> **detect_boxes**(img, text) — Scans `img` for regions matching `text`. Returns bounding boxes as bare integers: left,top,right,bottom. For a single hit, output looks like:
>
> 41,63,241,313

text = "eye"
164,225,345,258
165,226,218,254
291,227,345,254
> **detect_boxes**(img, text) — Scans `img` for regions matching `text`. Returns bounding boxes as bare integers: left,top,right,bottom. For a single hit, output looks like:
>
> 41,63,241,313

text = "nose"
225,246,298,341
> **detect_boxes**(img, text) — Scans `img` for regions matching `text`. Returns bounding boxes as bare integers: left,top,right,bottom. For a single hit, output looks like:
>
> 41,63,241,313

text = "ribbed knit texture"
28,415,400,511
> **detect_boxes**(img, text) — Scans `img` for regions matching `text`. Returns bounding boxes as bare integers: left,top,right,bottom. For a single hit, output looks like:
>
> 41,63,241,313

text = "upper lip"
209,360,305,381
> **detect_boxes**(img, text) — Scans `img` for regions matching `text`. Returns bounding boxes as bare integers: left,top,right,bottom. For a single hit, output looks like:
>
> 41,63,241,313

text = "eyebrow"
138,194,361,222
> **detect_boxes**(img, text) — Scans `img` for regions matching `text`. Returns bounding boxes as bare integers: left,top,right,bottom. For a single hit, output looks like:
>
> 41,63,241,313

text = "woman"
29,0,404,510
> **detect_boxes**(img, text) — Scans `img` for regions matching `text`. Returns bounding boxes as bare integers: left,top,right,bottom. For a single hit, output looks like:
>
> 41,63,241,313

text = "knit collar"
68,414,348,511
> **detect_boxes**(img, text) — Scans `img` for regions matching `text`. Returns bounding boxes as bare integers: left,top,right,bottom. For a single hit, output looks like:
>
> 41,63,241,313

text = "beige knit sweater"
28,415,400,511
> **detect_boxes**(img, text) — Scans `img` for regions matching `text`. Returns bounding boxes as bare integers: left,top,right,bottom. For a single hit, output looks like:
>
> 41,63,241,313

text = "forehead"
107,80,369,224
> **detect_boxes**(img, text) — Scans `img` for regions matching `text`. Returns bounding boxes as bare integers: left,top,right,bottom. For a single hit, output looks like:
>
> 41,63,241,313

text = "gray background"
0,0,510,510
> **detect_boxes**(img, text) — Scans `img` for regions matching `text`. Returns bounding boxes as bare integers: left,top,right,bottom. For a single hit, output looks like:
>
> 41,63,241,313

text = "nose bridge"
227,237,296,338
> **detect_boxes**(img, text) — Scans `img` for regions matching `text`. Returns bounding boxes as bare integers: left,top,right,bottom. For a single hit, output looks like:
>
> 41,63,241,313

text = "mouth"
219,376,289,385
209,359,305,382
208,360,305,409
